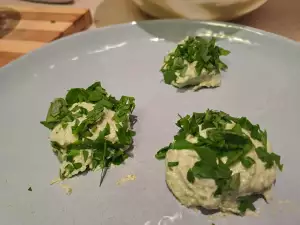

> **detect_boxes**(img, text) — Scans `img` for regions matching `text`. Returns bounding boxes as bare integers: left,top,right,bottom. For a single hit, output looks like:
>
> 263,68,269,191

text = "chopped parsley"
237,195,257,214
41,82,136,183
156,109,283,214
168,161,179,167
161,36,230,88
28,187,32,192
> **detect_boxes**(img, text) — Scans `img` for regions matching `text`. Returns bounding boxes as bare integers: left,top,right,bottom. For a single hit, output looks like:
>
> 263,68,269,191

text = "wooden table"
0,5,92,67
1,0,299,67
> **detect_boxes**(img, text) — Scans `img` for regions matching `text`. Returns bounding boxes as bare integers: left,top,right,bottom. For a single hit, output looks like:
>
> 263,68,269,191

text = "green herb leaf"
171,139,196,150
155,109,283,198
231,123,243,135
73,107,104,138
187,169,195,183
255,147,274,169
237,195,256,214
67,149,81,157
155,145,170,160
73,163,82,170
271,152,283,171
86,82,108,102
28,187,32,192
40,98,70,129
163,70,177,84
241,156,255,168
161,37,230,86
66,88,89,105
51,141,62,150
95,99,114,109
168,161,179,167
229,173,241,190
42,81,136,184
83,150,89,162
219,48,231,56
250,124,262,141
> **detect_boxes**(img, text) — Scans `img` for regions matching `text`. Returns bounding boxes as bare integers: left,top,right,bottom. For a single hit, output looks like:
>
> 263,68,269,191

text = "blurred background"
1,0,298,37
1,0,299,67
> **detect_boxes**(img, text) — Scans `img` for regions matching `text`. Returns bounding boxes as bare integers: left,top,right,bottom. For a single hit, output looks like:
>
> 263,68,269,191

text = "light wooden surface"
0,5,92,67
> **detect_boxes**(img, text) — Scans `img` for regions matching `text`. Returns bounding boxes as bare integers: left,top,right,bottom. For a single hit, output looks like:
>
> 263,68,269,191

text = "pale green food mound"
156,110,283,215
161,37,230,90
41,82,135,180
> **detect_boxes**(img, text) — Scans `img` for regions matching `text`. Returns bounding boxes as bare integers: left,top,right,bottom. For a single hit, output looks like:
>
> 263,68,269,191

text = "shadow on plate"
176,85,221,93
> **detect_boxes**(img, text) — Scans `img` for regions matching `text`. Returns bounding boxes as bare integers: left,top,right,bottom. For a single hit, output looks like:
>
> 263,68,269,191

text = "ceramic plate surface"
0,20,300,225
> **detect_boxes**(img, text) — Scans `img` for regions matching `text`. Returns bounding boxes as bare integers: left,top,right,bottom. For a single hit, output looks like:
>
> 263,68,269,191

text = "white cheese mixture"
161,36,229,90
170,60,221,90
165,122,276,214
50,102,119,146
49,102,120,177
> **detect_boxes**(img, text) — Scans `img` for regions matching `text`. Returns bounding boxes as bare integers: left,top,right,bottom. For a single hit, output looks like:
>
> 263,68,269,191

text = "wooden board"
0,5,92,67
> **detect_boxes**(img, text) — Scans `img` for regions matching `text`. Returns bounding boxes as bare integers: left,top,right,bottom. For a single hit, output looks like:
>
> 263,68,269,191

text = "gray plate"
0,20,299,225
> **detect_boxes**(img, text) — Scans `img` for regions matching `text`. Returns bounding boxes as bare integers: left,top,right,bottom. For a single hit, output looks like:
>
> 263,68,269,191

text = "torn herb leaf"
41,82,136,184
237,195,256,214
156,109,282,214
155,145,170,160
161,36,230,89
168,161,179,167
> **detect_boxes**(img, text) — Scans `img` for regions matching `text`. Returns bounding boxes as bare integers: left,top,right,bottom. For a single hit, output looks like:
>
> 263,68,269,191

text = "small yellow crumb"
60,184,72,195
50,177,62,185
245,208,260,217
117,174,136,185
50,177,72,195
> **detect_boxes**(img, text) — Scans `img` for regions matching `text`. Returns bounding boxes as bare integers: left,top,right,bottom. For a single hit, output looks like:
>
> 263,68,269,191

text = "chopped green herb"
28,187,32,192
41,82,136,184
161,37,230,87
40,98,70,129
168,161,179,167
73,163,82,170
66,88,89,105
83,150,89,162
237,195,256,214
241,156,255,168
255,147,283,171
155,146,170,160
156,109,283,214
187,169,195,183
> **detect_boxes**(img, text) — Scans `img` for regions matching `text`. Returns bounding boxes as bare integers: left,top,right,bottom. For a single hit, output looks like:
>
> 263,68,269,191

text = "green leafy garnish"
187,169,195,183
28,187,32,192
41,82,136,183
155,146,170,160
241,156,255,169
40,98,70,129
156,109,283,214
255,147,283,171
161,37,230,86
168,161,179,167
237,195,256,214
